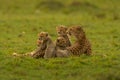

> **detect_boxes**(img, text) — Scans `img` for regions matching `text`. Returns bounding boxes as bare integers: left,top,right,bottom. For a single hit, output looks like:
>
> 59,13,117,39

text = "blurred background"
0,0,119,16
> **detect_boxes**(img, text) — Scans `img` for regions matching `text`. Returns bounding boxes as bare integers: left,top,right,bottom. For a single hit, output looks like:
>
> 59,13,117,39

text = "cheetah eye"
58,32,61,34
57,39,59,42
39,37,42,40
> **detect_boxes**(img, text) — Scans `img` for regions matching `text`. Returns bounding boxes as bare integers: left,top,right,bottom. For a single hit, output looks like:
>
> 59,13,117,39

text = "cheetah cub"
66,26,92,56
55,37,71,57
56,25,71,47
37,32,56,58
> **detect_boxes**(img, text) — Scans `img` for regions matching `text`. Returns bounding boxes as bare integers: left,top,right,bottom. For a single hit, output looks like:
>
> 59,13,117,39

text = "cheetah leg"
84,48,92,55
32,49,45,58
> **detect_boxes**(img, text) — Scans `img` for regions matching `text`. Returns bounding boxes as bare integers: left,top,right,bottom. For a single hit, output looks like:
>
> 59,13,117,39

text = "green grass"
0,0,120,80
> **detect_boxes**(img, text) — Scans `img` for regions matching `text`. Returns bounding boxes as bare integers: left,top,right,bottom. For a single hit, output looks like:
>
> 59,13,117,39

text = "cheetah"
36,32,56,58
66,25,92,56
32,32,56,59
56,25,71,47
55,37,71,57
13,32,55,58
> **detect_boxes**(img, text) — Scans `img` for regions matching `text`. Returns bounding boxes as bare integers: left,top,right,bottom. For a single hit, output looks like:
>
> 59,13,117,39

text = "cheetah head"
67,26,84,36
56,37,67,47
56,25,68,36
37,39,43,47
38,32,49,41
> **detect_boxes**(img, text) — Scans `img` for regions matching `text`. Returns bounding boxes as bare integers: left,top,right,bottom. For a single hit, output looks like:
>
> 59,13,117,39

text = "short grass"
0,0,120,80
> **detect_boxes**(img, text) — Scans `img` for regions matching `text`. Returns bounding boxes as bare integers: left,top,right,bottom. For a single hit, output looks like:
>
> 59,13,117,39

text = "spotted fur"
55,37,67,50
43,34,56,59
33,32,70,58
56,25,71,47
66,26,92,55
32,32,48,58
55,37,70,57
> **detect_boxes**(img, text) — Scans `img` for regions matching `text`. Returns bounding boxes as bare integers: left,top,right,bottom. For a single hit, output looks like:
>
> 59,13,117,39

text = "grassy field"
0,0,120,80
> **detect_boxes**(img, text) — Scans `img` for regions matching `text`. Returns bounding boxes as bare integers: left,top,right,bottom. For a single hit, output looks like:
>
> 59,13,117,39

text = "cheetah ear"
76,26,82,31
